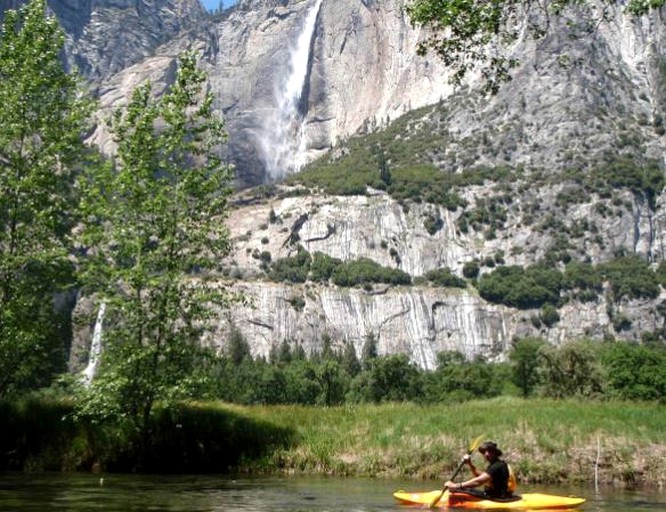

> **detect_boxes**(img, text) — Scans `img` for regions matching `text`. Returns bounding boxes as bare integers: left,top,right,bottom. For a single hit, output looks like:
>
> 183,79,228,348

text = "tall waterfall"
261,0,322,181
81,302,105,386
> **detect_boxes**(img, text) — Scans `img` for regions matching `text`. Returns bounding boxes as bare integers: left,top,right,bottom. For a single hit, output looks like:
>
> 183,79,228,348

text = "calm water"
0,474,664,512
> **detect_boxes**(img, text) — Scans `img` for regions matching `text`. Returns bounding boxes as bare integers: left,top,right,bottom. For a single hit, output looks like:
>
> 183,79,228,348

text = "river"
0,474,663,511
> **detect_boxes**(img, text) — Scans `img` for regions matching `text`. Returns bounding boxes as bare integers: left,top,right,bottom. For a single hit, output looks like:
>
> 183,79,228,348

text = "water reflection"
0,474,664,512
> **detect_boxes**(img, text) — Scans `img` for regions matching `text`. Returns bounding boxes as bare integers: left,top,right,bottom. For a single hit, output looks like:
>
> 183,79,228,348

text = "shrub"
424,267,467,288
462,260,480,279
269,247,311,283
310,252,342,283
540,304,560,327
477,264,562,309
601,341,666,400
423,214,444,235
599,255,659,301
332,258,412,287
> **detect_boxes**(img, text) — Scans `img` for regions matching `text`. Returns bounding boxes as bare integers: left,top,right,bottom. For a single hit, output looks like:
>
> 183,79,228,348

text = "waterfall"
82,302,105,386
261,0,322,181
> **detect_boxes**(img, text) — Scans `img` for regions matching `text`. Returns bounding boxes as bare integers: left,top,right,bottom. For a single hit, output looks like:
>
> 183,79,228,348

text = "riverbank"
2,397,664,487
230,397,666,487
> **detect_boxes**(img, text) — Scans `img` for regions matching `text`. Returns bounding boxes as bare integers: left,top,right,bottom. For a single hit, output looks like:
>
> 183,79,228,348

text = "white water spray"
261,0,322,180
82,302,105,386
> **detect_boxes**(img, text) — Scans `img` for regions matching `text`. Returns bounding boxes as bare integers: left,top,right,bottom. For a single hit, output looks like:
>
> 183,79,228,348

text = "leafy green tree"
76,51,232,456
316,359,347,405
227,323,252,365
361,332,379,369
562,260,602,301
462,260,480,279
341,341,362,377
0,0,91,397
364,354,422,403
509,337,545,398
310,251,342,282
423,351,501,402
539,340,604,398
283,359,321,404
407,0,664,93
539,304,560,327
601,341,666,401
332,258,412,287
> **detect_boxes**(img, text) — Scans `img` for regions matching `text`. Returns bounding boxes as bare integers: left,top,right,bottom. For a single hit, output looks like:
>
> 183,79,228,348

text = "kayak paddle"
429,434,485,508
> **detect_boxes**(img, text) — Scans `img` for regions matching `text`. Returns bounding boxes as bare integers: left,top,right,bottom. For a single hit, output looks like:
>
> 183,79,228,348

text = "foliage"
76,51,232,457
462,260,480,279
539,304,560,327
424,267,467,288
332,258,412,287
587,157,665,210
509,337,545,398
539,340,605,399
562,260,603,302
310,251,343,282
207,332,666,407
477,264,562,309
350,354,422,403
0,0,92,398
422,351,503,402
291,125,517,210
406,0,665,93
0,397,295,473
599,255,659,301
601,341,666,401
269,246,311,283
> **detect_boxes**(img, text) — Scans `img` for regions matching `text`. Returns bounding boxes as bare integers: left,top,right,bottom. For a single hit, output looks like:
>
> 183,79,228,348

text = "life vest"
507,464,517,493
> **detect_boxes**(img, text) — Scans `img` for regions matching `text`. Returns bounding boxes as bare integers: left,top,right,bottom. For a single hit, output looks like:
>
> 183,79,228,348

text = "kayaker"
444,441,515,500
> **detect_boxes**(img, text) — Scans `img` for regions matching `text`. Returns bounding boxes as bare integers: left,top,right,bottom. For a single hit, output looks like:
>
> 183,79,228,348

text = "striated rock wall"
199,186,666,367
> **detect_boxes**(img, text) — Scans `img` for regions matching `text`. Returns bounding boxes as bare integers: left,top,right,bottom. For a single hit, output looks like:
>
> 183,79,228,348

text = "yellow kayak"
393,489,586,510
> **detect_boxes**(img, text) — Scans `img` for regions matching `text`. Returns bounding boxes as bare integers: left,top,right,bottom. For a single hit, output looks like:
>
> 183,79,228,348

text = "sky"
200,0,236,10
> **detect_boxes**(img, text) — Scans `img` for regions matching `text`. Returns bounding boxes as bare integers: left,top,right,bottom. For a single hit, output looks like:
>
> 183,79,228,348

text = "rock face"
207,187,665,368
77,0,454,185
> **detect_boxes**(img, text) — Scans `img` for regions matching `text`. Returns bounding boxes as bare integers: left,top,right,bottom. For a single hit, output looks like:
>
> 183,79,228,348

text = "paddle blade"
468,434,485,453
429,490,447,508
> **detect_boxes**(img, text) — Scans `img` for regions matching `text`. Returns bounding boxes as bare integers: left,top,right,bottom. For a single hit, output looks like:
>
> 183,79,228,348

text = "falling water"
261,0,322,181
82,302,105,386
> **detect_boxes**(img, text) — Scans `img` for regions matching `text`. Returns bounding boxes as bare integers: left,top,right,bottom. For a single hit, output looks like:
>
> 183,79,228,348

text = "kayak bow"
393,490,586,510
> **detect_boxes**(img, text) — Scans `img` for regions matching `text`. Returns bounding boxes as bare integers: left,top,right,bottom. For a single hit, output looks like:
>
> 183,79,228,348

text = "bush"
477,264,562,309
599,255,659,301
310,252,342,283
562,261,602,298
424,267,467,288
601,341,666,400
332,258,412,287
540,304,560,327
269,247,311,283
463,260,480,279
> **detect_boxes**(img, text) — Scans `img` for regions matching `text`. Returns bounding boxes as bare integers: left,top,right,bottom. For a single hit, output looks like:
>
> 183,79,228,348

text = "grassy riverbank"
2,397,664,487
228,397,666,487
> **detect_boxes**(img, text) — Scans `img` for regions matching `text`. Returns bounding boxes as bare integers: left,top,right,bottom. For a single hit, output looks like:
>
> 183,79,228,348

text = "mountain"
4,0,664,368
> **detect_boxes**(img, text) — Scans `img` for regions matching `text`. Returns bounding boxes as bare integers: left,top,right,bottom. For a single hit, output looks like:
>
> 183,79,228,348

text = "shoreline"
2,397,665,487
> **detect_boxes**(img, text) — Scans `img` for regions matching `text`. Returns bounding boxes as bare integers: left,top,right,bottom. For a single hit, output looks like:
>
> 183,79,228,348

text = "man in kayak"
444,441,516,500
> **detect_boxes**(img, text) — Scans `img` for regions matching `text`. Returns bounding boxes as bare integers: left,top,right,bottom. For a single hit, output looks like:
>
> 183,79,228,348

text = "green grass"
228,397,666,485
3,397,664,486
